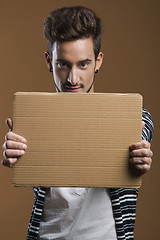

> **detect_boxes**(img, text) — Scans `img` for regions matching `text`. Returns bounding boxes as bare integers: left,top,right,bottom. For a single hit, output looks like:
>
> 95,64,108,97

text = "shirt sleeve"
142,108,154,143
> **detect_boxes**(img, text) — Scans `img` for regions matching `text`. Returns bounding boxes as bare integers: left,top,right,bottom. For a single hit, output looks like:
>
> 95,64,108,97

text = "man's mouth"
65,85,82,92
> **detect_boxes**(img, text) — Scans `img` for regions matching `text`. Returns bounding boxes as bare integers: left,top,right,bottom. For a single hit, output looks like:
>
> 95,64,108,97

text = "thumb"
5,118,13,131
142,121,145,131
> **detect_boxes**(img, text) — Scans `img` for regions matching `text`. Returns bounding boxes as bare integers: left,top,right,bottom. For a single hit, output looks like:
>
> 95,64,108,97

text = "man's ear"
44,51,52,71
95,52,104,72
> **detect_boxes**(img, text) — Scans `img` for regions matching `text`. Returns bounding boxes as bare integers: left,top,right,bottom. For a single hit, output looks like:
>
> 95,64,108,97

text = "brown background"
0,0,159,239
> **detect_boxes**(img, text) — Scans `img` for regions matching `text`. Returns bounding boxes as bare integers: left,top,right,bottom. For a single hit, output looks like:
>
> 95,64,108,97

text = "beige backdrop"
0,0,159,239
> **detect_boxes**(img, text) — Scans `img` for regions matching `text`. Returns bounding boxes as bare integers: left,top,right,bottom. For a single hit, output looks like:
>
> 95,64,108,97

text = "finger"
5,149,25,158
5,140,27,150
130,148,153,158
129,140,150,151
142,121,145,131
133,163,151,174
1,158,17,167
5,118,13,131
130,157,152,165
5,131,26,143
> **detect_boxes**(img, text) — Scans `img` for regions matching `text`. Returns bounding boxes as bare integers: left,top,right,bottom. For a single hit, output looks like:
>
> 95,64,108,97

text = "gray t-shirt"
38,187,117,240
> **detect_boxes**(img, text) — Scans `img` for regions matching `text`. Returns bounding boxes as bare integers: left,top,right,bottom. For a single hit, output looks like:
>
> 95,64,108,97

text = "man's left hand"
129,121,153,175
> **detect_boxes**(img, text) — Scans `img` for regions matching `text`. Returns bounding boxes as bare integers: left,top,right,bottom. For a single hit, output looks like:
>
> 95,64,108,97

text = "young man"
2,6,153,240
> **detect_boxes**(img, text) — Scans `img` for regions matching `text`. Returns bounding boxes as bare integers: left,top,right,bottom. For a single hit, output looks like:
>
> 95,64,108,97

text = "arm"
1,118,27,168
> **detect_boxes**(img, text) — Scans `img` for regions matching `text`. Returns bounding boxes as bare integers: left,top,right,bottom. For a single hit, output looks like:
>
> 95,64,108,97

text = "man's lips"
65,85,82,92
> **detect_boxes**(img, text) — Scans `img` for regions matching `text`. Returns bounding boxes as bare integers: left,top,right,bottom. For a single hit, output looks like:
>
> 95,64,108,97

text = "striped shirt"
27,108,154,240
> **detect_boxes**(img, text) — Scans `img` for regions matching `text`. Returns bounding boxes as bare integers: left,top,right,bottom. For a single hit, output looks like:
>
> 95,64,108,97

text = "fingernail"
21,150,25,154
21,138,26,143
22,144,27,149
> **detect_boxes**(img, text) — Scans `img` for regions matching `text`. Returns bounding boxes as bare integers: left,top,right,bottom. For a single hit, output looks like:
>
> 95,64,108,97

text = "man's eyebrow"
56,58,92,64
79,59,92,63
56,59,70,64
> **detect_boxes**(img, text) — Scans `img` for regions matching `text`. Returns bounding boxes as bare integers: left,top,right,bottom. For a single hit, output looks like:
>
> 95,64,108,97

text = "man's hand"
1,118,27,168
129,121,153,174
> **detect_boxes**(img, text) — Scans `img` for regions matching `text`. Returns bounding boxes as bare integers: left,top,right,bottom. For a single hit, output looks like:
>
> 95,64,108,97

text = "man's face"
49,38,102,92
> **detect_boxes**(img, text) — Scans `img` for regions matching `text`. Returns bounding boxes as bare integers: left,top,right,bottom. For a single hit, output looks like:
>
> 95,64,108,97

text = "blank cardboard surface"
12,92,142,188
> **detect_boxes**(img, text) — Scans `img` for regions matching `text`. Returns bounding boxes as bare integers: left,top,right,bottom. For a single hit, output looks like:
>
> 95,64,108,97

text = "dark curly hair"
43,6,101,59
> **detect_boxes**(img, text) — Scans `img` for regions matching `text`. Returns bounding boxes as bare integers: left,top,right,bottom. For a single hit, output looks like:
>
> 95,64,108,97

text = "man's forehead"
52,38,95,61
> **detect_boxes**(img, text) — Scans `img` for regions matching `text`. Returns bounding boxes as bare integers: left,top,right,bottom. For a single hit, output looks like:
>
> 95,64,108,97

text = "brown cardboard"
12,92,142,188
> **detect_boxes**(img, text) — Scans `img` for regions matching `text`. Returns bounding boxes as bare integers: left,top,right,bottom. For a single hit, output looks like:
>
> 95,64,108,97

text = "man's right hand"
1,118,27,168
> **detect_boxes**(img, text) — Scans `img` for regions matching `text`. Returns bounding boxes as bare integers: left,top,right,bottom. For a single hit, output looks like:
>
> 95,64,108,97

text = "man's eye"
79,62,89,68
57,62,68,68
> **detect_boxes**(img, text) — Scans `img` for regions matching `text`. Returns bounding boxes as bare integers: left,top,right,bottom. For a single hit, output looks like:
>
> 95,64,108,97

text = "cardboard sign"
12,92,142,188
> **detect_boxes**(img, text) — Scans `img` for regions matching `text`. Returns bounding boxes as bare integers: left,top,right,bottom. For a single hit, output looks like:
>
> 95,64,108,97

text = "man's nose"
67,68,79,85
